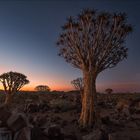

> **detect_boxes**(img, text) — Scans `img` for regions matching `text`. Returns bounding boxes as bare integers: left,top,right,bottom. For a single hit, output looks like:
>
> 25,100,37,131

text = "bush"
49,99,76,112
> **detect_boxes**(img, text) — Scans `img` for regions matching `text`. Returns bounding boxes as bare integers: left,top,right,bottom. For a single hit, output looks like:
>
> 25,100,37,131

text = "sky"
0,0,140,92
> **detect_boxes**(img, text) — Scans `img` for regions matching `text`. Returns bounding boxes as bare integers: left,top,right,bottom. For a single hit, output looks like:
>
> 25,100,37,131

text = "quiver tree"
71,77,83,99
105,88,113,94
57,9,132,127
35,85,50,92
0,71,29,105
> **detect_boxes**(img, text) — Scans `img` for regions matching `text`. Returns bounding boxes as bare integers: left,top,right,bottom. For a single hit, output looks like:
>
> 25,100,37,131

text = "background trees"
71,77,83,99
105,88,113,94
71,77,83,91
0,71,29,105
57,9,132,127
35,85,50,92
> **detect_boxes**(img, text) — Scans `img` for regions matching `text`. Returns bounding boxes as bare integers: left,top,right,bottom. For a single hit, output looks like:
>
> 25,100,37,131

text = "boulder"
14,127,31,140
7,113,27,132
82,129,103,140
108,133,130,140
24,103,39,113
64,134,78,140
116,99,130,112
0,105,11,123
0,127,12,140
125,121,137,129
108,130,140,140
38,103,50,112
31,127,49,140
46,124,64,140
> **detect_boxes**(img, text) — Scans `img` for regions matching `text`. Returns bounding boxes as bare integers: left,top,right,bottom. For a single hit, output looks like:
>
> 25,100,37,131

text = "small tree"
57,9,132,127
35,85,50,92
0,71,29,105
71,77,83,99
105,88,113,94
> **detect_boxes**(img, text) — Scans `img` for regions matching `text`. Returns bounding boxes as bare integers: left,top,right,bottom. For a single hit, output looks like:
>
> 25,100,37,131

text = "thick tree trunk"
79,70,99,128
80,89,84,102
4,93,13,105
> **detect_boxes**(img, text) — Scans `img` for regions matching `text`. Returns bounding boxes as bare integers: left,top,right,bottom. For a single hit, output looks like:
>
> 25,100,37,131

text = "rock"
47,124,64,140
31,115,48,128
7,113,27,132
108,130,140,140
31,127,49,140
116,99,130,112
131,114,140,120
60,120,68,128
122,107,130,117
101,116,111,125
125,121,137,129
14,127,31,140
24,103,39,113
64,133,78,140
0,127,12,140
82,129,103,140
108,133,130,140
0,105,11,123
38,103,50,112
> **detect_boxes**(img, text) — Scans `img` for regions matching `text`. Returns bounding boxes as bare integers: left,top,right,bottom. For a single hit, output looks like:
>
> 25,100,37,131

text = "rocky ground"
0,91,140,140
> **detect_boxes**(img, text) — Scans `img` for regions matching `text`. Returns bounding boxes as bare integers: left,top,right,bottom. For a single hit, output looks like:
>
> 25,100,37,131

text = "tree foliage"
105,88,113,94
0,71,29,105
35,85,50,92
71,77,83,91
0,71,29,94
57,9,132,73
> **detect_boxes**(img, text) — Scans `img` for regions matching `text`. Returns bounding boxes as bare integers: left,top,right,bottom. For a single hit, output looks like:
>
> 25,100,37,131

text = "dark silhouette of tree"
71,77,83,99
35,85,50,92
0,71,29,105
105,88,113,94
71,77,83,91
57,9,132,127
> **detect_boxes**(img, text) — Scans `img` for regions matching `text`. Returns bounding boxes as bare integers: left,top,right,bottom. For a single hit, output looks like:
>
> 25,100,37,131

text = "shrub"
49,99,76,112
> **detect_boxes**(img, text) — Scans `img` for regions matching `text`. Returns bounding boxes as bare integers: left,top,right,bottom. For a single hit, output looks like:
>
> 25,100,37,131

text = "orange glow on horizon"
0,82,140,92
0,85,73,92
22,85,73,91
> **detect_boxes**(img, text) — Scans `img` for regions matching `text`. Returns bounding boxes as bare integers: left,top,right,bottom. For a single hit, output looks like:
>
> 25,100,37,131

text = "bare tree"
57,9,132,127
71,77,83,91
105,88,113,94
35,85,50,92
71,77,83,99
0,71,29,105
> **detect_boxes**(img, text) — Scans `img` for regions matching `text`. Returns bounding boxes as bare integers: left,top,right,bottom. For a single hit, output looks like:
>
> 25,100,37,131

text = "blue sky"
0,0,139,92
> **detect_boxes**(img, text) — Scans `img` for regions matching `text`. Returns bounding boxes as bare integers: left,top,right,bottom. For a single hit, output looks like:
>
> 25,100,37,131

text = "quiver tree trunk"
79,71,99,128
4,93,14,105
80,89,84,102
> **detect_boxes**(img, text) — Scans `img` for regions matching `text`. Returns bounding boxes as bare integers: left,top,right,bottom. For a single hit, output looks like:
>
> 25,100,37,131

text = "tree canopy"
105,88,113,94
57,9,132,73
71,77,83,91
35,85,50,92
0,71,29,104
0,71,29,94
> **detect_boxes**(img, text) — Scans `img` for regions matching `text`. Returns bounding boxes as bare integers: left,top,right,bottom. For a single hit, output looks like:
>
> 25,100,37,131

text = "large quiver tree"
57,9,132,127
0,71,29,105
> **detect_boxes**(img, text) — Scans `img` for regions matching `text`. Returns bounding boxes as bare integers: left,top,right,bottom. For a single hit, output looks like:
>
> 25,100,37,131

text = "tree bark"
79,70,99,128
4,93,13,105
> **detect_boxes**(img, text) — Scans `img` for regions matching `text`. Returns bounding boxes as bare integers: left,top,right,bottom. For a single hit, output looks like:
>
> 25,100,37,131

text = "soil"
0,91,140,140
